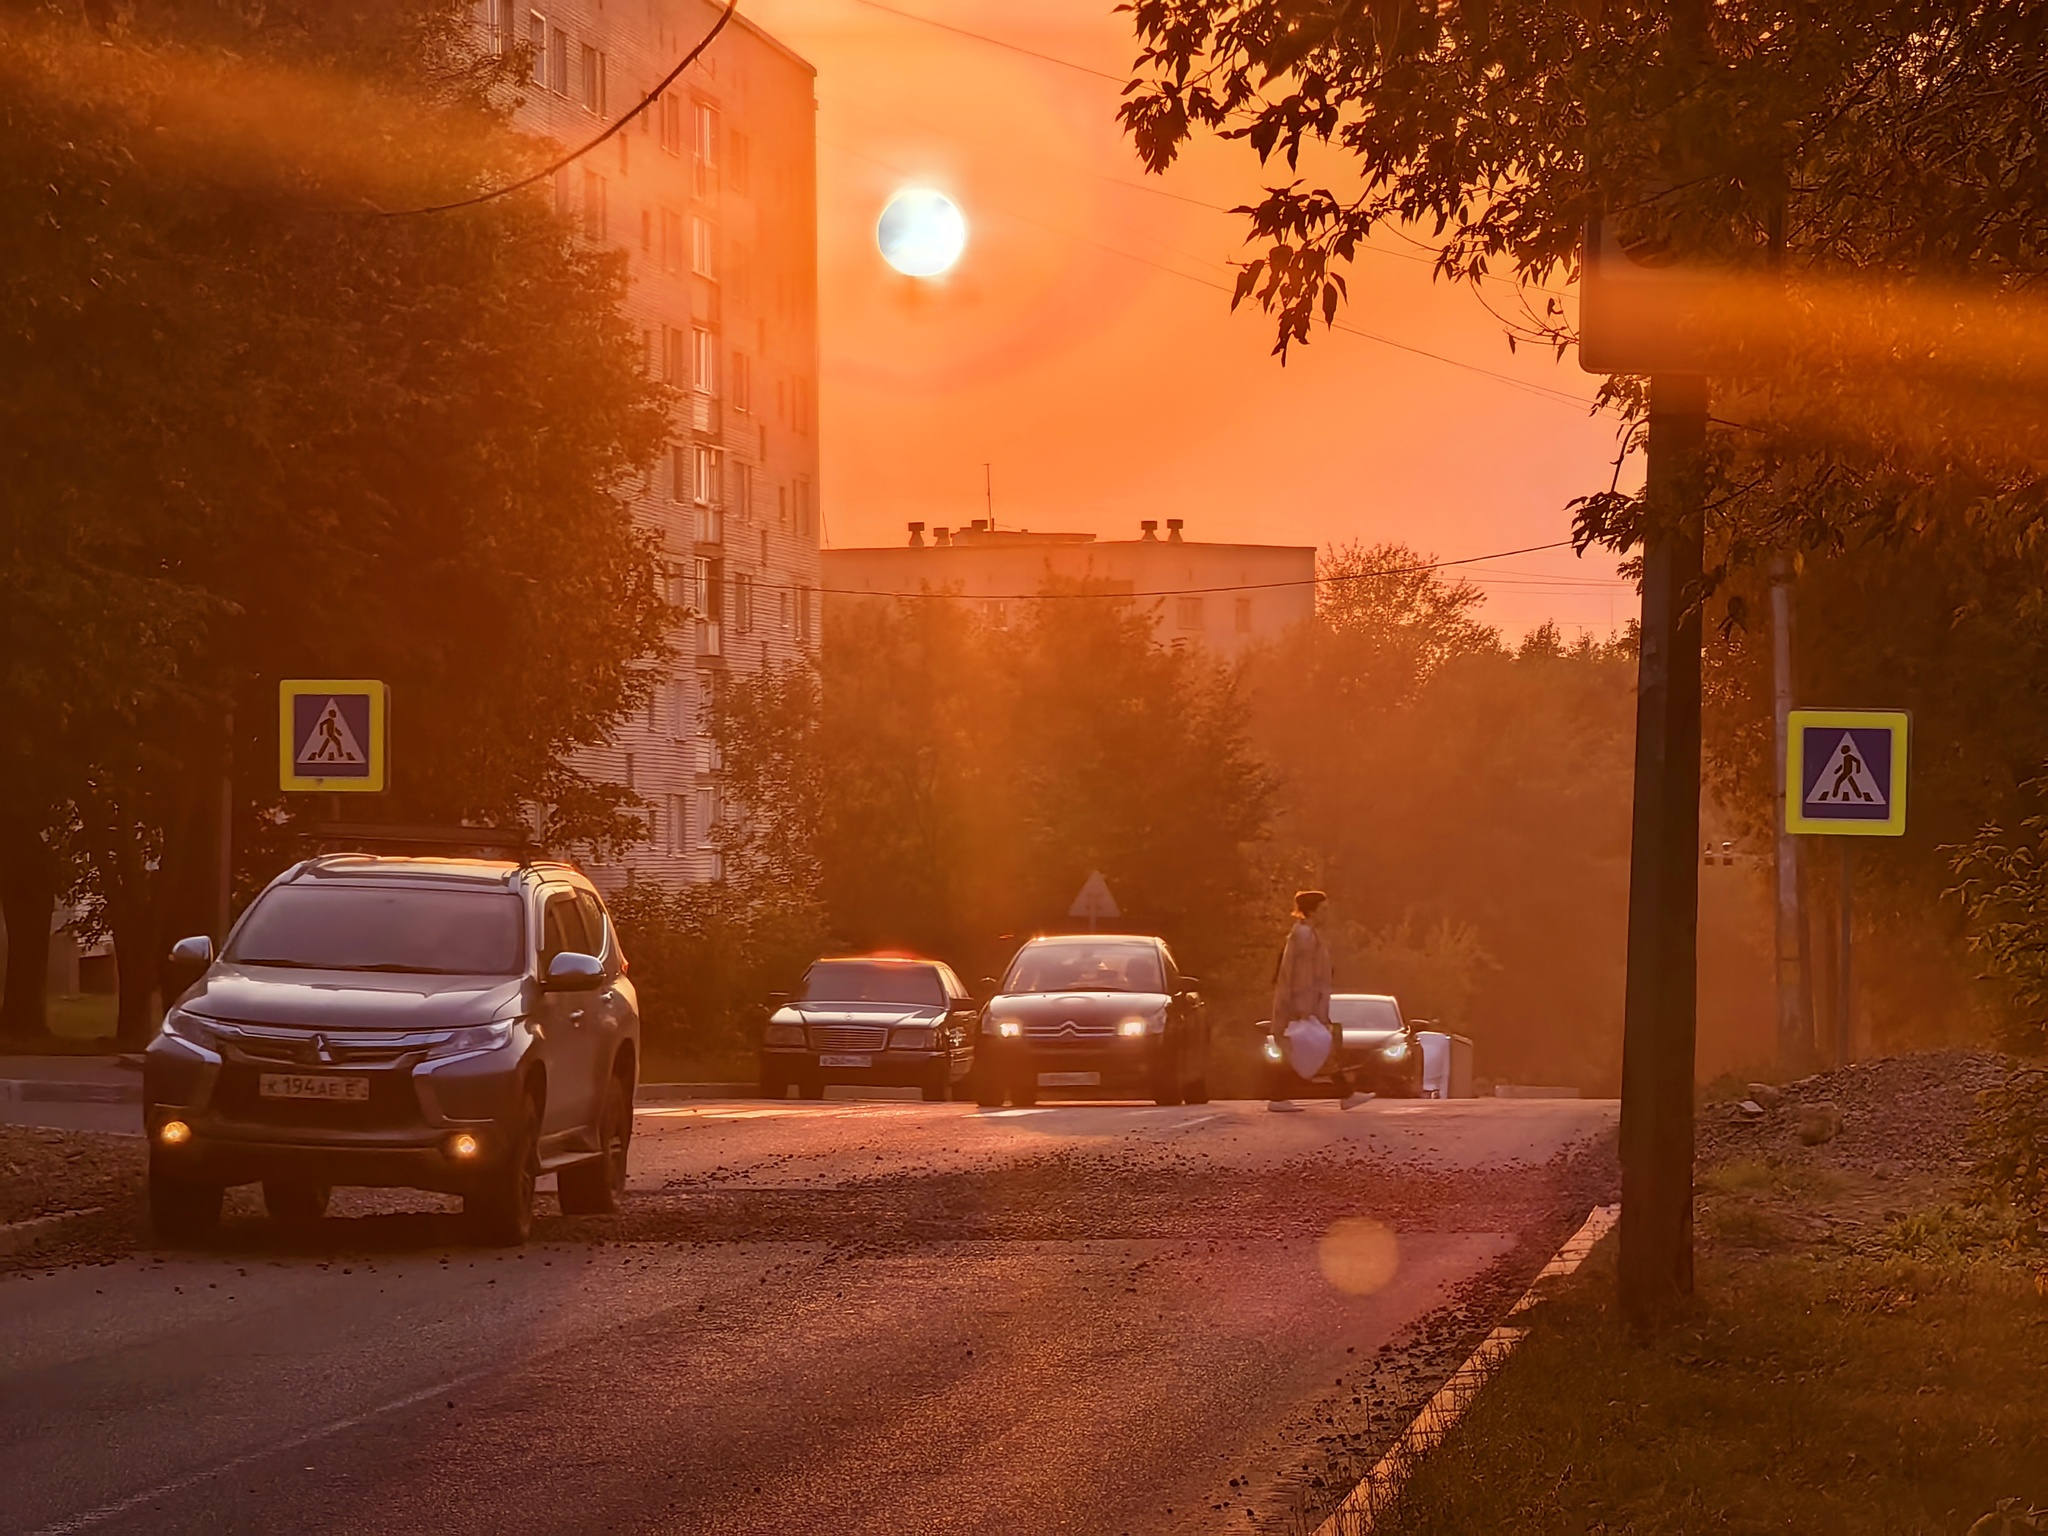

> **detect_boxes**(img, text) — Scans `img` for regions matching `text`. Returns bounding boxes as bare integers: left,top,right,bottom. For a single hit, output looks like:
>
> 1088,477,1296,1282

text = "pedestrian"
1267,890,1371,1112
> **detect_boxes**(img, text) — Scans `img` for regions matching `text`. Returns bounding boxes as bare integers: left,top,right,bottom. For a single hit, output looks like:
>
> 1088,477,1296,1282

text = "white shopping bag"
1283,1017,1333,1079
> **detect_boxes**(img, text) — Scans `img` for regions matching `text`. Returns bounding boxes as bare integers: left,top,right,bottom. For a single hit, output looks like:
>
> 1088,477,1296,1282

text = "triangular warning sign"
1069,870,1120,921
297,699,367,768
1805,732,1886,809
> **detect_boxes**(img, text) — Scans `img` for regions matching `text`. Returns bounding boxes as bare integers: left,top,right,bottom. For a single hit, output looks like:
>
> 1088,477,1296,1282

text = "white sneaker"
1341,1091,1375,1110
1267,1099,1305,1113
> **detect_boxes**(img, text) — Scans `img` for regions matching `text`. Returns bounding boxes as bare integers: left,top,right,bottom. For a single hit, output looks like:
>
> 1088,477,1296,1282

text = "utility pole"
1617,372,1709,1322
1768,558,1809,1065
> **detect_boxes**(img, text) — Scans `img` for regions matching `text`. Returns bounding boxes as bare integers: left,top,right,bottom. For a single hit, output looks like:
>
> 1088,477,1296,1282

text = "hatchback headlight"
993,1019,1023,1038
764,1023,806,1047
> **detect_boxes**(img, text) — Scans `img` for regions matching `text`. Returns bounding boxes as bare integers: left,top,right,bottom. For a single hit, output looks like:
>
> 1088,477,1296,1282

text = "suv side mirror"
545,951,604,990
979,976,1000,994
1178,974,1201,990
168,935,215,968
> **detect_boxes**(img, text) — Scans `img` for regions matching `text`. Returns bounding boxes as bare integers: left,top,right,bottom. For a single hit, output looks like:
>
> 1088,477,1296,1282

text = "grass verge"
1377,1161,2048,1534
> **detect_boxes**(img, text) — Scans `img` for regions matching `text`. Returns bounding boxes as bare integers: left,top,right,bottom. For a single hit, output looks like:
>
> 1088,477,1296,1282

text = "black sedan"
759,956,977,1102
973,934,1209,1107
1260,992,1425,1098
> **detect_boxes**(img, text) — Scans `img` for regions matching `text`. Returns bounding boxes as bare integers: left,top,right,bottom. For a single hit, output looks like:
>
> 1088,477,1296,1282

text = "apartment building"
823,520,1317,660
481,0,820,882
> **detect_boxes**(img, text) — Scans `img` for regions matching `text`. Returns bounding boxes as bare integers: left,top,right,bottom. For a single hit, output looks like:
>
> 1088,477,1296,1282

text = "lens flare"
1318,1216,1401,1295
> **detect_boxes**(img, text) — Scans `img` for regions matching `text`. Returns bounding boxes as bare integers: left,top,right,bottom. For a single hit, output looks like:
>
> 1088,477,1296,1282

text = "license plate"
818,1053,872,1069
259,1072,370,1103
1038,1071,1101,1088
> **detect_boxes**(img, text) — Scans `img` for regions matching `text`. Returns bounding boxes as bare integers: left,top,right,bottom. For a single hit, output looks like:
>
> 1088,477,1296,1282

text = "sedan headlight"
1262,1037,1283,1062
764,1023,806,1048
432,1022,514,1058
889,1026,938,1049
1381,1037,1411,1060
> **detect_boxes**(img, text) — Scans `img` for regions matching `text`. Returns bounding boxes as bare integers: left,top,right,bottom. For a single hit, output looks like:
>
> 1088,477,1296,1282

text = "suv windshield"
800,961,946,1007
1003,942,1163,994
227,885,527,976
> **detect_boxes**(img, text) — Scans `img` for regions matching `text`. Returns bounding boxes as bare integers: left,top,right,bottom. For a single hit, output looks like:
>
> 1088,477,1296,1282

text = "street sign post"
1068,871,1119,934
279,680,389,794
1785,709,1909,1069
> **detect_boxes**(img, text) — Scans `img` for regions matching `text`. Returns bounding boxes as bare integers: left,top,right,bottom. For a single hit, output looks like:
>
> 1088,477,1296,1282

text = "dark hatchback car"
759,956,977,1102
143,855,639,1246
1260,992,1425,1098
974,934,1209,1107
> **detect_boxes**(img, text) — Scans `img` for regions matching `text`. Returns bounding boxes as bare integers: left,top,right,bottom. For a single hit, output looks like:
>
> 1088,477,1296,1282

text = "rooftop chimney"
934,526,952,547
1166,518,1185,543
1140,520,1159,541
970,518,990,534
907,521,927,548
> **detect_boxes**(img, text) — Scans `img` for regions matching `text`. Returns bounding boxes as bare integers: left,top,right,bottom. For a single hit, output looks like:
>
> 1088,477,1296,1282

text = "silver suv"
143,855,639,1245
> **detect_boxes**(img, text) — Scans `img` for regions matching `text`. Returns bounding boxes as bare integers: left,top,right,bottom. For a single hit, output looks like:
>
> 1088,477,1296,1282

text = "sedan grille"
809,1025,888,1052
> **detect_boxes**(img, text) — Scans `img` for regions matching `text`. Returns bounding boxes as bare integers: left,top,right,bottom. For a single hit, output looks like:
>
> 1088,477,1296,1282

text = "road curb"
0,1080,142,1105
0,1207,107,1257
634,1082,755,1102
1313,1202,1621,1536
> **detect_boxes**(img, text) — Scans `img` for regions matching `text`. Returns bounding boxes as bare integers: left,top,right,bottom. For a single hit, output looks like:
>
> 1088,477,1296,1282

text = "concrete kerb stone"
1313,1202,1622,1536
634,1083,756,1103
0,1207,107,1257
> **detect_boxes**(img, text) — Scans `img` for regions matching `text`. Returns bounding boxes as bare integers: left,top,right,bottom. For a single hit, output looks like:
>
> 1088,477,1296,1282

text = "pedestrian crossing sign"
1786,709,1908,837
279,680,389,793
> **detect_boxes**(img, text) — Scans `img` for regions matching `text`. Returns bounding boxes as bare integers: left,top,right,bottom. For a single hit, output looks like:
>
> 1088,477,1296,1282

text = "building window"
661,326,686,386
580,168,606,239
667,677,691,740
1235,597,1254,634
1176,596,1205,631
579,45,606,114
693,101,719,195
696,786,718,849
527,11,545,84
623,751,636,791
666,794,689,854
552,170,573,219
547,24,569,94
660,207,682,272
691,216,717,280
734,464,752,522
728,129,750,194
777,484,788,528
660,93,683,155
693,444,722,509
759,527,768,565
731,351,752,413
796,585,813,645
795,477,815,540
639,208,652,252
671,445,689,504
734,572,754,635
691,326,718,394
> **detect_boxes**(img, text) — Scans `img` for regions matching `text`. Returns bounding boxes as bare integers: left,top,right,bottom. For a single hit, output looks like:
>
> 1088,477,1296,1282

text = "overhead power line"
847,0,1126,83
377,0,738,217
746,538,1598,603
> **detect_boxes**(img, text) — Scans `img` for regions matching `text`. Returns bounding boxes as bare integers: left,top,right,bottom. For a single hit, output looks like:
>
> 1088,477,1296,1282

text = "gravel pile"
1697,1049,2019,1179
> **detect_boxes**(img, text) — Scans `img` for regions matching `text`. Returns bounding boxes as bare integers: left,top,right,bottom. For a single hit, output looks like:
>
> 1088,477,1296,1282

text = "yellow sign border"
1786,708,1908,837
279,680,389,793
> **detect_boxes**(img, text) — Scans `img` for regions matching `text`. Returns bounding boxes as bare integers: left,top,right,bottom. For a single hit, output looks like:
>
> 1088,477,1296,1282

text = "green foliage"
813,590,1276,997
1339,915,1495,1032
1953,827,2048,1054
605,880,824,1071
0,2,670,1034
1969,1066,2048,1234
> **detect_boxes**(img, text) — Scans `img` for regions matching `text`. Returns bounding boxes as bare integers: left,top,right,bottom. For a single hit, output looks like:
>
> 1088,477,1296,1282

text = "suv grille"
810,1025,888,1052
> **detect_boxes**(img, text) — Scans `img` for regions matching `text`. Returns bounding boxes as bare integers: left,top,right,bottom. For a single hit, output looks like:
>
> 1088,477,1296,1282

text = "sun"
877,187,968,279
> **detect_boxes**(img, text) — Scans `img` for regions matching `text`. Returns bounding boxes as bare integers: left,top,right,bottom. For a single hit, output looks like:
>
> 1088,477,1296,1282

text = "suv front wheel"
559,1072,631,1215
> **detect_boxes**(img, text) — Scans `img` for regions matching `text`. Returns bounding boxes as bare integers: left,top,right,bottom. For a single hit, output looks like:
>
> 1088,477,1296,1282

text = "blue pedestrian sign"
279,680,389,793
1786,709,1908,837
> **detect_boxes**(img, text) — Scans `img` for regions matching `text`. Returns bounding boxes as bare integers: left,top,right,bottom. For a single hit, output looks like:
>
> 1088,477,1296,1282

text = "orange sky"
744,0,1638,638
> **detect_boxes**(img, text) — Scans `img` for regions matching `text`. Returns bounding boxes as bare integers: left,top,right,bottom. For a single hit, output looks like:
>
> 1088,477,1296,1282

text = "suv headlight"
764,1023,806,1047
431,1022,515,1058
159,1008,217,1049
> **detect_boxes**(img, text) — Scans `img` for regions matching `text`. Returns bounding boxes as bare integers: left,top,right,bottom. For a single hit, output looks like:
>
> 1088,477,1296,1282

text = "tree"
0,3,671,1041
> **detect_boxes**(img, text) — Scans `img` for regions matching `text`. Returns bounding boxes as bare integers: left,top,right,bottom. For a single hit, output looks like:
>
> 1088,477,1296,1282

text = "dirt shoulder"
1369,1050,2048,1535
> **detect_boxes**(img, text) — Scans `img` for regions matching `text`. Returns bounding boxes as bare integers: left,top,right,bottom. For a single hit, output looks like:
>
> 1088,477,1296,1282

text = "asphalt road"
1,1097,1615,1536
